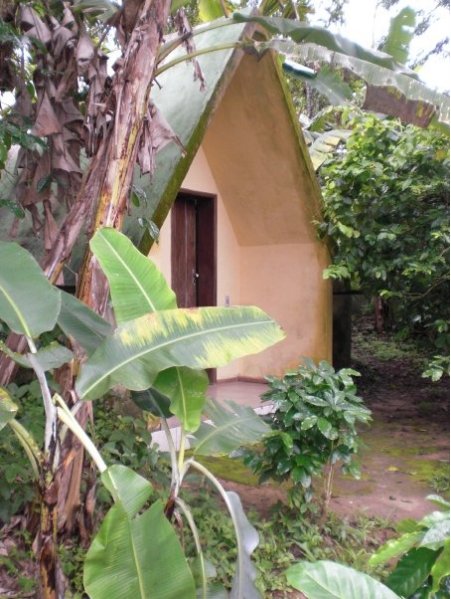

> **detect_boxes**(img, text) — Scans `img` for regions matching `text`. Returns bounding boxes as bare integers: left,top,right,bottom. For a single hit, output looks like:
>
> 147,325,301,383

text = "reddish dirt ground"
221,352,450,523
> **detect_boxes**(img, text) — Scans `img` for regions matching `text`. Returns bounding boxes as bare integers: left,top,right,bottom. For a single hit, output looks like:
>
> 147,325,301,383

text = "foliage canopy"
318,110,450,375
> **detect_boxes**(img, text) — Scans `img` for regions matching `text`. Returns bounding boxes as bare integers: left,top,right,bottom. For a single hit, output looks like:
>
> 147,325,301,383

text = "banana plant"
80,227,278,597
0,231,284,597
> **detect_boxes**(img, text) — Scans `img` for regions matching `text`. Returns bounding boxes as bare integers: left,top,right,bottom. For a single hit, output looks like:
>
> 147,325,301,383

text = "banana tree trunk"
54,0,173,539
78,0,172,312
38,466,62,599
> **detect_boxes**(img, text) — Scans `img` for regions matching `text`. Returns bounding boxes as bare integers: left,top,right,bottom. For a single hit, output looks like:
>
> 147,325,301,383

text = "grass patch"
182,492,393,597
194,454,260,486
353,330,421,363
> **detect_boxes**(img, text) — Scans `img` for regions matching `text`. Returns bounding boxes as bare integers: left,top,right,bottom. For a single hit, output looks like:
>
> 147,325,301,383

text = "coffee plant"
245,359,371,512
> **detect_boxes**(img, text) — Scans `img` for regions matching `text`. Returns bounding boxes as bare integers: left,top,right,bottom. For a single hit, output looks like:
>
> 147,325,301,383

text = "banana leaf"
0,241,61,338
89,228,211,431
58,291,112,355
76,306,284,401
89,228,177,323
190,399,270,455
84,499,196,599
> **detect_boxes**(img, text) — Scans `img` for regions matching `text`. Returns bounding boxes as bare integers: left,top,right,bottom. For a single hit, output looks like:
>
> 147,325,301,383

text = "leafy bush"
0,383,169,523
244,359,371,511
183,490,390,596
319,111,450,377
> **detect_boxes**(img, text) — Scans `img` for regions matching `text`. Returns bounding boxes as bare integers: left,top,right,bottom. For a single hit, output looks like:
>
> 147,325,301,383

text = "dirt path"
219,352,450,522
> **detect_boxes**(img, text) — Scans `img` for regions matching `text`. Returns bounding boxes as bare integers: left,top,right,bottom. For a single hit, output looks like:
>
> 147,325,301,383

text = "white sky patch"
312,0,450,92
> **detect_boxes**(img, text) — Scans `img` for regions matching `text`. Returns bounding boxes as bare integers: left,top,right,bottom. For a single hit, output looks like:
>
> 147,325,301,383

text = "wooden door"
172,192,217,380
171,196,197,307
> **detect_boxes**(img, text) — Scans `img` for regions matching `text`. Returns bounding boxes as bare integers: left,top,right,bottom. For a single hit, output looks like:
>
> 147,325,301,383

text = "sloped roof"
125,17,323,250
0,17,323,279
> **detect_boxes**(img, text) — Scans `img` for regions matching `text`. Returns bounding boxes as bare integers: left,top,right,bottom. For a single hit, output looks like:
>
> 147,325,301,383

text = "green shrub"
287,495,450,599
244,359,371,511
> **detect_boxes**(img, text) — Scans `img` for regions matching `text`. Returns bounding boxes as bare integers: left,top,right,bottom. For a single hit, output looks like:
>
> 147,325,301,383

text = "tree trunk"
77,0,172,311
374,295,385,333
39,465,63,599
54,0,173,537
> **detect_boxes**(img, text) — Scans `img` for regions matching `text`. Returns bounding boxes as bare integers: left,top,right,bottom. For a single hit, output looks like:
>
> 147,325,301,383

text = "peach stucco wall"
149,146,332,381
150,51,332,380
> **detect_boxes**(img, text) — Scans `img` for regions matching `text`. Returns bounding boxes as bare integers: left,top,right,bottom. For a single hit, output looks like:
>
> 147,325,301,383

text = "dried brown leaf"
33,92,61,136
20,6,52,45
61,6,77,30
173,8,205,89
44,200,59,250
137,103,185,175
363,85,436,128
51,134,82,173
14,80,33,119
76,33,95,73
53,25,77,58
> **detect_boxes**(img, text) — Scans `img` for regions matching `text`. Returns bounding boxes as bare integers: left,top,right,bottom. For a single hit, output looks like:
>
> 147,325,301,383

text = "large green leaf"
286,560,401,599
0,241,61,338
227,491,261,599
199,0,228,22
0,340,72,371
0,387,18,432
382,7,416,65
233,13,417,74
31,342,73,370
101,465,153,518
76,306,284,400
419,516,450,550
90,228,208,431
369,531,423,566
191,399,270,455
285,64,353,106
265,38,449,128
130,387,173,418
386,547,440,597
58,291,112,355
431,540,450,593
90,228,176,323
153,366,208,433
83,499,196,599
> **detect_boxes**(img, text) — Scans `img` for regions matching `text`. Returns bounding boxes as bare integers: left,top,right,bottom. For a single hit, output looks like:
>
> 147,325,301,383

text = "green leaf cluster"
285,495,450,599
244,359,371,509
319,111,450,374
370,495,450,597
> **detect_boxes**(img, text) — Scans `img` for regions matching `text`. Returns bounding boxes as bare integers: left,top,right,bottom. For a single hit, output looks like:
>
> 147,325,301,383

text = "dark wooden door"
171,196,197,307
171,192,217,380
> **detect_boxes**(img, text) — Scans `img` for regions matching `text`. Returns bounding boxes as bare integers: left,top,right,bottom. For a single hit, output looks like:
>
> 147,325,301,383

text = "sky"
312,0,450,92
